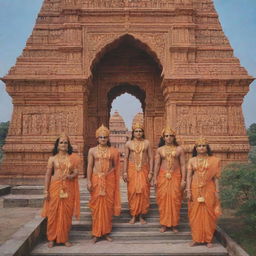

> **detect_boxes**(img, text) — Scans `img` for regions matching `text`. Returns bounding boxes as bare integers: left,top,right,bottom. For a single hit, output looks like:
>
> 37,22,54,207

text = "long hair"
131,129,145,140
192,145,213,157
52,138,73,156
158,136,179,147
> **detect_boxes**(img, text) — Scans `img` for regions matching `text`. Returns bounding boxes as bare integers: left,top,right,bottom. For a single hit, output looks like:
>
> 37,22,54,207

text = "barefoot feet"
129,216,136,224
64,241,72,247
160,226,167,233
92,236,100,244
172,227,178,233
189,241,197,247
206,243,213,248
47,241,54,248
104,235,113,242
139,216,147,224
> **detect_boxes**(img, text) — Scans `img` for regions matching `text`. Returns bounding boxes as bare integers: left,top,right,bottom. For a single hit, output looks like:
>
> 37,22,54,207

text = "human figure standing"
186,137,221,248
123,123,153,224
153,127,186,233
42,134,80,248
87,125,121,243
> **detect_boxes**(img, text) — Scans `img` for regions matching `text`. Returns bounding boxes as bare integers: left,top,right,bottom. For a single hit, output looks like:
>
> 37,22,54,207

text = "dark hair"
158,136,179,147
131,129,145,140
97,140,111,147
52,138,73,156
192,145,213,157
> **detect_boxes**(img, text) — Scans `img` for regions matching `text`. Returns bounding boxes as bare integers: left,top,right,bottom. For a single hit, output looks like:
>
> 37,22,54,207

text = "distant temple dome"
109,111,129,157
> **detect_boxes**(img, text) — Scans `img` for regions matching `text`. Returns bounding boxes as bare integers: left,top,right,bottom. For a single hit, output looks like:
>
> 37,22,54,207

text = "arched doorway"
85,34,165,155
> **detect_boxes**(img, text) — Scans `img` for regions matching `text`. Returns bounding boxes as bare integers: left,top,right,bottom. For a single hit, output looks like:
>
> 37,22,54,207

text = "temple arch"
85,34,165,155
89,34,164,79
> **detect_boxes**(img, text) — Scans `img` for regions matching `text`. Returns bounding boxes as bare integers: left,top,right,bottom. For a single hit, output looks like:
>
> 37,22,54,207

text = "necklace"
196,156,209,203
97,145,110,174
56,154,70,199
164,145,176,179
133,140,144,171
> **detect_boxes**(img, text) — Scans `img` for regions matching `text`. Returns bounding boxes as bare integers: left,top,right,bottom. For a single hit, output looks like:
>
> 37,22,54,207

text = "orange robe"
188,156,221,243
89,147,121,237
127,163,150,216
156,168,182,227
41,153,80,243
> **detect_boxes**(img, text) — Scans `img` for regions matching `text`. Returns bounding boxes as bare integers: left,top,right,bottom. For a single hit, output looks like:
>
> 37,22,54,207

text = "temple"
0,0,253,183
109,111,129,157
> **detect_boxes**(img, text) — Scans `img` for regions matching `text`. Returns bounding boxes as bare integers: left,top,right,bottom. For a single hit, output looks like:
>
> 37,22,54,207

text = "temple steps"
3,182,227,255
31,240,228,256
71,221,190,232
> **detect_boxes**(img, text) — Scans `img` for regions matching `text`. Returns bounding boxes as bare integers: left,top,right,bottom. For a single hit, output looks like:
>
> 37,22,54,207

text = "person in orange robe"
123,122,153,224
87,124,121,243
186,137,221,248
42,134,80,248
153,127,186,233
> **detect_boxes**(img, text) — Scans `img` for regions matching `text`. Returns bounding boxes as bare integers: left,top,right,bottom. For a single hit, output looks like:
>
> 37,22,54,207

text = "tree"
0,121,9,161
220,163,256,231
247,123,256,146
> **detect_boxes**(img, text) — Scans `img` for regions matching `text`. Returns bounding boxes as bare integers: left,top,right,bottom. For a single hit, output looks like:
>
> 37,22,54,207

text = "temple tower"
0,0,253,183
109,111,129,157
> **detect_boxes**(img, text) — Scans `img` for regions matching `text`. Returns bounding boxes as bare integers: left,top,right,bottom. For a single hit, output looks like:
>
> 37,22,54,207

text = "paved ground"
0,197,40,246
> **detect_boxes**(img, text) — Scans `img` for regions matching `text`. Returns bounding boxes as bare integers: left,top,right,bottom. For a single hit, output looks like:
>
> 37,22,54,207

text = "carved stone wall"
0,0,253,183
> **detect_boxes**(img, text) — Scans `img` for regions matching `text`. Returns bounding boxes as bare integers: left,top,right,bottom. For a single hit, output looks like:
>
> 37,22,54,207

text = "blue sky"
0,0,255,130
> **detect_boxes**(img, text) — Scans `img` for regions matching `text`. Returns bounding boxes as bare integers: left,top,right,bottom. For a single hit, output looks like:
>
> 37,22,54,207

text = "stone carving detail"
196,29,230,46
21,110,79,135
228,106,247,136
64,0,192,9
176,106,228,136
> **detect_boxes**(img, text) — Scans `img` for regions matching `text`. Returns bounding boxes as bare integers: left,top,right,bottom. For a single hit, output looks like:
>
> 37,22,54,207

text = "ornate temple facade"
109,111,129,157
0,0,254,183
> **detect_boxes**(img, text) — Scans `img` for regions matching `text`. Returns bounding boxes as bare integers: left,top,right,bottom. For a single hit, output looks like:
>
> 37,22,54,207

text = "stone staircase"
30,180,228,256
2,185,44,208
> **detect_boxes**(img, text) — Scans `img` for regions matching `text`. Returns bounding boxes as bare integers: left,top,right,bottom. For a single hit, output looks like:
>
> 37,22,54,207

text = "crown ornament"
95,124,110,137
195,137,208,146
161,126,176,137
132,122,144,131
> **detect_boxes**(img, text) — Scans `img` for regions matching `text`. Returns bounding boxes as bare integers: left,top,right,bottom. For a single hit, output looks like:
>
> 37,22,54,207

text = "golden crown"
195,137,208,146
132,122,144,131
95,124,110,138
58,133,69,141
161,126,176,137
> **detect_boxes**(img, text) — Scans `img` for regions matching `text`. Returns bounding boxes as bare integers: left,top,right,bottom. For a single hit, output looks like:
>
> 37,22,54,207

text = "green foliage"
247,123,256,146
248,146,256,164
220,162,256,231
0,121,9,162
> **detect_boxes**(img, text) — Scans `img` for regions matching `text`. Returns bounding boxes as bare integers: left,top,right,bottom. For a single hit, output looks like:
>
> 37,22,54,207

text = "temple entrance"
110,92,143,131
85,35,165,157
